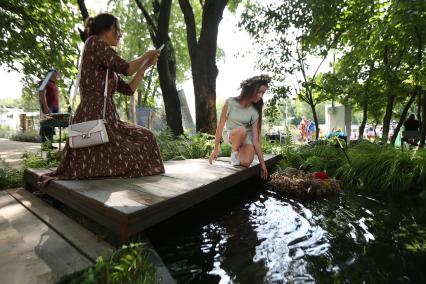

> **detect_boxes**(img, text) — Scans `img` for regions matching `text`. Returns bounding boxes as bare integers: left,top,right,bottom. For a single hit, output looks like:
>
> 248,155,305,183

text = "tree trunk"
359,103,368,141
157,0,183,135
136,0,183,136
420,90,426,147
381,43,394,145
390,86,419,145
76,0,89,41
418,92,422,126
308,101,319,140
179,0,228,134
381,93,395,145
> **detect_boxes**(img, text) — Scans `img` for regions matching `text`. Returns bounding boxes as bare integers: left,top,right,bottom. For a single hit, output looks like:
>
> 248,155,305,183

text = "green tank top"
224,97,259,131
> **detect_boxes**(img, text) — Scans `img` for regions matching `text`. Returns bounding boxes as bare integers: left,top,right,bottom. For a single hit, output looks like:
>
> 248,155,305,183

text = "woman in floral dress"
41,13,165,183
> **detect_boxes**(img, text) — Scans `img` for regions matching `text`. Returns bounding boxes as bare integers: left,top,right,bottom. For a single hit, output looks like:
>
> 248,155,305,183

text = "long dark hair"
237,75,270,134
82,13,118,41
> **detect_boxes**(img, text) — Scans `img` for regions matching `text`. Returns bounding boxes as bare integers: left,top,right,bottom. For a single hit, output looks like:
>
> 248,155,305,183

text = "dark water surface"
147,179,426,283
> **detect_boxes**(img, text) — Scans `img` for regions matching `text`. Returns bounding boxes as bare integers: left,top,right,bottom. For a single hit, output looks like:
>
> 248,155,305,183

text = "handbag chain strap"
70,42,109,124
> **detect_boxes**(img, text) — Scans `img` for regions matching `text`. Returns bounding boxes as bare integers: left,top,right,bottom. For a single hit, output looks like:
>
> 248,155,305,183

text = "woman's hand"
144,50,160,67
209,148,219,164
260,163,268,180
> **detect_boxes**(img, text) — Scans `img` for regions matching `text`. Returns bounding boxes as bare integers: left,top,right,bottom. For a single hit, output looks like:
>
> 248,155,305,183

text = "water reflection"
147,180,426,283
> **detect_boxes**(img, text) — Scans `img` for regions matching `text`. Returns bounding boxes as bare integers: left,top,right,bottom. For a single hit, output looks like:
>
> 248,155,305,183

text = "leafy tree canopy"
1,0,81,102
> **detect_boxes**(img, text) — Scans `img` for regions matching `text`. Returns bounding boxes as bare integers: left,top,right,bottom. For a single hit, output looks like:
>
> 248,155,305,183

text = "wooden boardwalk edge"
24,155,282,242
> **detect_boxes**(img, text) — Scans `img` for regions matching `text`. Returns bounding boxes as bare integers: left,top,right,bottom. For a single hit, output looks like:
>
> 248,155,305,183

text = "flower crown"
239,74,271,89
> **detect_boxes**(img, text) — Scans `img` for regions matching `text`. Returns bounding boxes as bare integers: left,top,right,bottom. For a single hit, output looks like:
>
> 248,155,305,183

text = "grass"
0,147,61,191
263,139,426,194
337,142,426,193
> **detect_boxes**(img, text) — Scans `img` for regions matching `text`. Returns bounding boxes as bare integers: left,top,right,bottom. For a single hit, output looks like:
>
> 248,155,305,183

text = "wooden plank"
0,191,92,284
24,155,282,243
7,188,114,262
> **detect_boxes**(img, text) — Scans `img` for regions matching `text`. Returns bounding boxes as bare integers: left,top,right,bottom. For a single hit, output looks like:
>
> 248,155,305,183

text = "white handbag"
68,43,110,149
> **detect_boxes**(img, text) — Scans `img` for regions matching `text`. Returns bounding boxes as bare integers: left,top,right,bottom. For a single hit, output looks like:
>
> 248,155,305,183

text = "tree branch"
76,0,89,42
178,0,198,58
76,0,89,22
134,0,159,42
157,0,172,43
312,53,328,81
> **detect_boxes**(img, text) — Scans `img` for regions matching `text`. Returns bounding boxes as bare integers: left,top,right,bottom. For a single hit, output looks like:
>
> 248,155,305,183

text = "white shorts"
223,129,253,146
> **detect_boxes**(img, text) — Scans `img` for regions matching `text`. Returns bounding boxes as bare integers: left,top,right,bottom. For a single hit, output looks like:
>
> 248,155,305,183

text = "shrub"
65,243,158,284
22,150,60,169
53,132,68,143
273,140,426,193
10,131,39,143
277,144,346,177
0,166,22,190
156,129,226,161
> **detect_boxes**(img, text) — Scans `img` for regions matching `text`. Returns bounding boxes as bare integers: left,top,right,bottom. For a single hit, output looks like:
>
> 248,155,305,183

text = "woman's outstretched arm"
126,50,160,76
251,120,268,180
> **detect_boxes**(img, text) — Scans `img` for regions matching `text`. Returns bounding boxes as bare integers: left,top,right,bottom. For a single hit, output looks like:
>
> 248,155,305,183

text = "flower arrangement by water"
270,167,341,198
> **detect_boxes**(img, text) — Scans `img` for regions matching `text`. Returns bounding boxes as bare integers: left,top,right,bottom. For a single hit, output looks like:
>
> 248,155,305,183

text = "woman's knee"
239,156,254,167
230,126,247,140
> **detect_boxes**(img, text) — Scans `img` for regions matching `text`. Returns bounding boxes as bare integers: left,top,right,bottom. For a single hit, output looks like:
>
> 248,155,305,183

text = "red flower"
313,171,329,180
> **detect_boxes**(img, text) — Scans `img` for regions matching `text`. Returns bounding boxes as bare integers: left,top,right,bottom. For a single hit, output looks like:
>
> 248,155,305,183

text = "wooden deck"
24,155,281,243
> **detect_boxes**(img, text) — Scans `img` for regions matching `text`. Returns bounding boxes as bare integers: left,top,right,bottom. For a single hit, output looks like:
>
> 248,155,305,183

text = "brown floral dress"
48,36,165,180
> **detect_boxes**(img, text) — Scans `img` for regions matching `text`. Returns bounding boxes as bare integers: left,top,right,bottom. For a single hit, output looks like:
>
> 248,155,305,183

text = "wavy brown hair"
236,75,270,134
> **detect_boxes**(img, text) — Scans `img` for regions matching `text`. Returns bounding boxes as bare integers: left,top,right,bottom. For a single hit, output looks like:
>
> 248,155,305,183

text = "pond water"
147,179,426,283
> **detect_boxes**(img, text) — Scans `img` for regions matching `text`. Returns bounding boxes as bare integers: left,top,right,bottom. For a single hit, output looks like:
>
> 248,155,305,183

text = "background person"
39,69,61,147
403,114,420,146
404,114,420,131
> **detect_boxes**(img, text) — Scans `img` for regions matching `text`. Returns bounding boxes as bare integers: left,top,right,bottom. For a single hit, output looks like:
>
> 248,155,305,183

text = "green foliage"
0,167,22,190
156,129,215,160
53,132,68,143
10,131,39,143
337,142,426,192
261,138,286,155
1,0,80,105
0,158,22,190
240,1,338,133
0,98,23,108
395,221,426,255
67,243,158,284
273,140,425,193
22,150,60,169
277,144,346,177
241,0,426,143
